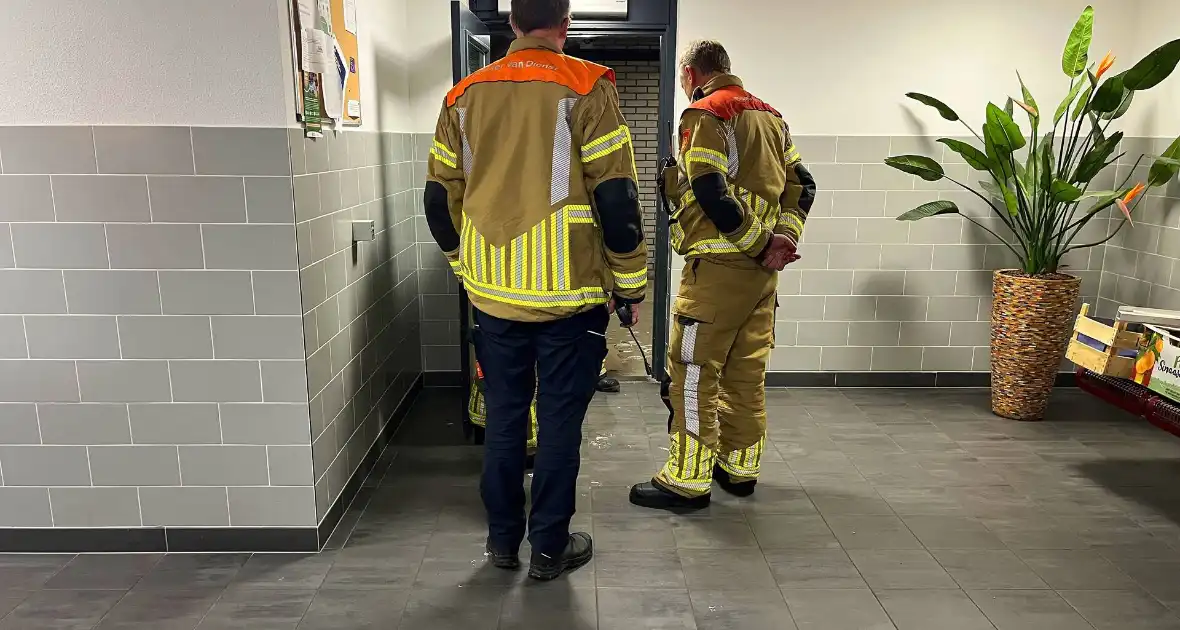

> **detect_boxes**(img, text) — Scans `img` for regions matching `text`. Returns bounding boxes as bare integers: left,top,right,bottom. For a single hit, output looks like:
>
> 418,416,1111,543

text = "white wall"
0,0,293,127
353,0,413,131
677,0,1180,137
408,0,460,132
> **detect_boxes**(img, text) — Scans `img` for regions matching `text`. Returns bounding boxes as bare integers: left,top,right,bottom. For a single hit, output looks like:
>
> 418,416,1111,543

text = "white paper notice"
316,0,333,31
344,0,358,34
347,100,361,118
295,0,317,27
301,28,331,74
322,37,347,121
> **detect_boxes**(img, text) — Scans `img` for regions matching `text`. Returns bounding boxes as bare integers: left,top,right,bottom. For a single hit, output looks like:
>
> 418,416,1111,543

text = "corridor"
5,383,1180,629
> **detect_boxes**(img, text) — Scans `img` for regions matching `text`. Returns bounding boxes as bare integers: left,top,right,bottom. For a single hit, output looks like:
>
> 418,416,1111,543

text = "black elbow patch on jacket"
423,181,460,251
691,172,743,233
594,178,644,254
795,163,817,213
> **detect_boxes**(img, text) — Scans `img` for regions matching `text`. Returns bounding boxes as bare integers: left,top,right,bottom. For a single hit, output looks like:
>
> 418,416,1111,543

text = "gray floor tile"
1015,549,1138,590
137,554,249,591
846,549,957,590
44,554,163,590
94,587,223,630
781,588,896,630
397,587,503,630
295,588,411,630
0,555,74,591
966,589,1094,629
414,542,522,589
931,549,1048,590
809,484,896,515
0,589,126,630
875,589,994,630
825,515,923,549
595,551,685,589
596,587,697,630
196,587,316,629
764,549,867,590
230,554,335,590
671,516,759,549
689,589,796,630
0,593,28,619
1057,589,1180,630
678,548,776,591
499,586,597,630
592,513,677,550
901,515,1006,549
322,544,425,590
737,486,818,515
748,514,842,549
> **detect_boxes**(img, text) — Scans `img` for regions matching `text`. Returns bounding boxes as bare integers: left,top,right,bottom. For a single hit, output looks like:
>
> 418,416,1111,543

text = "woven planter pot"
990,269,1081,420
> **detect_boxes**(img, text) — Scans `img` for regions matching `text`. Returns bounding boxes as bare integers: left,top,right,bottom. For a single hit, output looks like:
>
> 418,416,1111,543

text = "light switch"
352,220,375,242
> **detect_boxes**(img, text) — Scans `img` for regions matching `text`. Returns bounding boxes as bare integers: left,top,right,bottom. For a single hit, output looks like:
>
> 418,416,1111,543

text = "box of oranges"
1136,326,1180,403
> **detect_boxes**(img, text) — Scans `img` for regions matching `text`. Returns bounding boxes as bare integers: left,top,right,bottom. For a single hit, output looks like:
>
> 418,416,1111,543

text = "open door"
452,1,491,440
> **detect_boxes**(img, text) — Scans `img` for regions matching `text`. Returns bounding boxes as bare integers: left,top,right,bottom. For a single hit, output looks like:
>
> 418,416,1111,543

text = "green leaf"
1091,72,1128,113
1018,71,1039,114
1051,179,1084,202
1100,90,1135,120
1054,80,1087,124
1038,134,1056,190
1062,6,1095,77
1149,136,1180,186
1124,38,1180,90
938,138,992,170
905,93,960,122
999,181,1020,216
884,155,945,181
985,103,1027,152
979,180,1002,200
896,200,960,221
1072,83,1094,120
1074,131,1123,184
1004,97,1015,118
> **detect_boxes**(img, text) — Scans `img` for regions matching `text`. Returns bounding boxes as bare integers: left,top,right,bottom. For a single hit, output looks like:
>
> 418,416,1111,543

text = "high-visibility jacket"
669,74,815,267
426,37,648,322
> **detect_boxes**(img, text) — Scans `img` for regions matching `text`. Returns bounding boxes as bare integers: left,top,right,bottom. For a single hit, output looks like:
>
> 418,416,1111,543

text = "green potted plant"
886,5,1180,420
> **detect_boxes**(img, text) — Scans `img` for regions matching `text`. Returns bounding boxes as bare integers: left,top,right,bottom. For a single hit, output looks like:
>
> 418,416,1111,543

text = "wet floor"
604,283,655,379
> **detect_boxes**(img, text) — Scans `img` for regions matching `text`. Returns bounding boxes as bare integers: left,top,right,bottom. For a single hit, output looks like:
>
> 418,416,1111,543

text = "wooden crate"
1066,303,1143,379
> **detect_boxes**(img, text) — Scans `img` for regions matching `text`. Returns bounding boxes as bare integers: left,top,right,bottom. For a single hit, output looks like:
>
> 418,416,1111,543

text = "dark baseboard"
423,371,463,387
0,373,427,554
766,371,1080,388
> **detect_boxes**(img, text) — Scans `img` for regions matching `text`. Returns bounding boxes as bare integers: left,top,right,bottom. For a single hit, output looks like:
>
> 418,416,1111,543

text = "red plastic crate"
1146,396,1180,438
1076,367,1154,416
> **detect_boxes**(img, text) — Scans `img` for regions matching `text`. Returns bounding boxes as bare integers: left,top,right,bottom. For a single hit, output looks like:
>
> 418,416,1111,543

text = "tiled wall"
1095,138,1180,317
0,125,315,528
291,129,422,522
413,133,463,373
614,59,661,275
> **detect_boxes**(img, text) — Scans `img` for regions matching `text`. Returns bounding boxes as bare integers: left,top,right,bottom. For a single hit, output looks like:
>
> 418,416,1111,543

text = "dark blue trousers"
472,306,608,557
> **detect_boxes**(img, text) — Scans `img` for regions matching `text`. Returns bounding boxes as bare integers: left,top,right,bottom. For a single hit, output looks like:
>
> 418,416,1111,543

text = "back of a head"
511,0,571,33
680,40,732,75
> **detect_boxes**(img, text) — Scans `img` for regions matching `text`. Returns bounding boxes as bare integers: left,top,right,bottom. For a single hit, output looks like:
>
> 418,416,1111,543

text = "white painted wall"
352,0,413,131
408,0,460,132
0,0,293,126
676,0,1179,138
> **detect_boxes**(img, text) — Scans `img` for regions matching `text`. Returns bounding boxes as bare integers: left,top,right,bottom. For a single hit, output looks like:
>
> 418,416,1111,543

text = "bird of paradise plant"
886,5,1180,276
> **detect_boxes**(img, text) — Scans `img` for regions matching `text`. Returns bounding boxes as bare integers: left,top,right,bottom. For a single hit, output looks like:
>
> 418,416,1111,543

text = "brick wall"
613,60,660,274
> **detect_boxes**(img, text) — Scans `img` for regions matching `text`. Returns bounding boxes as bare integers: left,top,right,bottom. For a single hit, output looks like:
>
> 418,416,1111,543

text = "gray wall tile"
180,445,269,486
828,245,881,270
65,271,161,315
107,224,204,270
293,175,321,222
52,175,151,222
0,360,78,402
793,136,837,163
900,322,951,347
809,164,862,191
822,346,873,371
0,316,27,358
49,488,141,527
12,223,109,269
202,224,298,270
38,403,131,445
853,270,905,295
0,403,40,443
262,360,310,403
798,322,850,346
129,403,221,445
923,346,975,371
211,316,304,359
858,218,909,244
90,445,180,486
118,316,213,359
927,297,982,322
881,245,933,270
93,126,195,175
871,346,924,371
140,487,229,527
147,176,246,223
905,271,958,296
0,224,12,268
802,271,853,296
0,445,90,485
268,445,314,486
0,488,53,527
169,360,262,402
228,486,316,527
252,271,302,315
849,321,901,346
289,129,307,176
836,136,891,163
909,217,964,245
159,270,254,315
0,126,97,174
319,172,341,215
0,175,55,221
25,316,120,359
246,177,295,223
305,136,330,174
770,346,823,371
77,360,170,403
950,322,991,347
875,296,929,322
192,128,291,177
220,403,310,445
833,192,887,217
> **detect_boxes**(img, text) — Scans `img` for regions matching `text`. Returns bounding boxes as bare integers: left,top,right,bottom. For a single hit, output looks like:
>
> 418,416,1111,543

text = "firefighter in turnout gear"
424,0,646,580
630,40,816,511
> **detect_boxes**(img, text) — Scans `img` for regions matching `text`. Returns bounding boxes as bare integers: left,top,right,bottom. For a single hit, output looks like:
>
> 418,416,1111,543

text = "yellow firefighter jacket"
426,37,648,322
670,74,811,268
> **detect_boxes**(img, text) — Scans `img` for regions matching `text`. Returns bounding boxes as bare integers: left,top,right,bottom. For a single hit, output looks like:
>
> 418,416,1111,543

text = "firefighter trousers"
656,258,777,497
472,306,608,556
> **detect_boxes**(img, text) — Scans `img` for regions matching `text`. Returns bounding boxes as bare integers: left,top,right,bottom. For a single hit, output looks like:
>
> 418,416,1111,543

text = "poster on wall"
291,0,361,129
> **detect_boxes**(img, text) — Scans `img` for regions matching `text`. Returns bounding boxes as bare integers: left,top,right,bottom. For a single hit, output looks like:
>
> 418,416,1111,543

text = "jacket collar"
509,36,562,54
693,74,744,101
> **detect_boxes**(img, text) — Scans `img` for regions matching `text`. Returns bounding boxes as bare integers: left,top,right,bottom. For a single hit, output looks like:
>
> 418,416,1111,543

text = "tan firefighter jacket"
668,74,812,268
426,37,648,322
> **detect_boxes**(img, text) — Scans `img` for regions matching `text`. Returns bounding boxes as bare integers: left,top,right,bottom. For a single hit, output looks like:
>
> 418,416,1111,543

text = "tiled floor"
6,384,1180,628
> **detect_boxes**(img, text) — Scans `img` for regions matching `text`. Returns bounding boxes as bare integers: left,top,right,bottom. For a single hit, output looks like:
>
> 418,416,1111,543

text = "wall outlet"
351,220,375,243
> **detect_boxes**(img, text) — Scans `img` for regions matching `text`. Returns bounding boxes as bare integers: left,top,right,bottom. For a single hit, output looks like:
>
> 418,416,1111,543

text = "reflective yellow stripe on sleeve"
581,125,632,163
612,267,647,290
785,146,801,164
431,140,458,169
685,147,730,173
781,213,805,236
734,221,763,252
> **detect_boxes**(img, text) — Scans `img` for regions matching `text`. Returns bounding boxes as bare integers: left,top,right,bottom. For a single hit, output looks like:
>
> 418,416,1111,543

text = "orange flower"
1096,51,1116,80
1016,100,1039,117
1117,199,1135,227
1124,182,1147,205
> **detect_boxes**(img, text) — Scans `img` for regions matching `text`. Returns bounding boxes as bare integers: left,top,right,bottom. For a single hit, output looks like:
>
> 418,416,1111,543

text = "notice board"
292,0,362,127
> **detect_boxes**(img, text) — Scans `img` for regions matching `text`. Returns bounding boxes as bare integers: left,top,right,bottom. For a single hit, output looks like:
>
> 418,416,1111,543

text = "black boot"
595,375,620,393
629,478,710,512
713,463,756,497
528,532,593,581
485,544,520,570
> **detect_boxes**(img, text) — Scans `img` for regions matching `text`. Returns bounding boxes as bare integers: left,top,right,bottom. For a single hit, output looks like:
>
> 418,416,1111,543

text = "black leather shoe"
713,463,756,497
596,376,621,393
628,478,710,512
528,532,593,581
485,544,520,570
